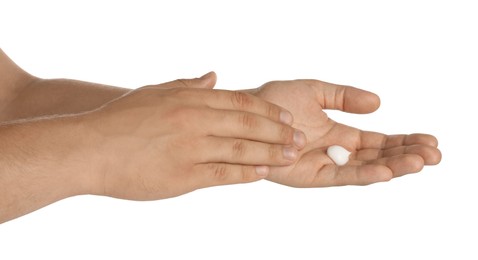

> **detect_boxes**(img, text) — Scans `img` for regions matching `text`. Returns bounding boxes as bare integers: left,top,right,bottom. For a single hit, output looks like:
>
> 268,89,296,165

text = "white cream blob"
326,145,351,166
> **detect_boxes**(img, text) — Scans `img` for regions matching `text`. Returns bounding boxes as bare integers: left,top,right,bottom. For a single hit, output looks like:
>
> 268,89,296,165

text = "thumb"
332,85,380,114
177,71,217,89
301,79,380,114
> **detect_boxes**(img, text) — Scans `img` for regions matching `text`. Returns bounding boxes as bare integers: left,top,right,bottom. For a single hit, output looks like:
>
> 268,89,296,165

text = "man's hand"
0,73,307,223
83,76,306,200
246,80,441,187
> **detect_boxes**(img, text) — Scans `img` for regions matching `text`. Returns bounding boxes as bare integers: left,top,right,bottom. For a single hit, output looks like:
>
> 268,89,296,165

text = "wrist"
59,112,106,197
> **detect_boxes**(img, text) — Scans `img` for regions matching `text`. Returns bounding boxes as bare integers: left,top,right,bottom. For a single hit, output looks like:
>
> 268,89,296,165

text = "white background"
1,0,477,259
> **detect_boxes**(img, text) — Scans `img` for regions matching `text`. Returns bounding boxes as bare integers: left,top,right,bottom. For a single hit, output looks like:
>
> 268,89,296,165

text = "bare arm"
0,49,129,122
0,72,303,224
0,115,93,223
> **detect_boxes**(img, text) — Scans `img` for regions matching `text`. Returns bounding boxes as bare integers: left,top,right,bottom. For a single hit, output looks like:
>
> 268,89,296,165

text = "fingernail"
279,111,293,125
283,147,298,160
293,131,306,148
255,166,269,176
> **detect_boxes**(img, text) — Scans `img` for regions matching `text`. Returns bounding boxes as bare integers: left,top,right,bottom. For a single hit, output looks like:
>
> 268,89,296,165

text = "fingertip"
279,110,294,125
199,71,217,89
370,92,381,112
377,166,393,182
293,130,307,149
255,166,270,177
199,71,215,80
345,87,381,114
360,90,381,113
423,134,439,147
408,154,425,174
430,148,442,165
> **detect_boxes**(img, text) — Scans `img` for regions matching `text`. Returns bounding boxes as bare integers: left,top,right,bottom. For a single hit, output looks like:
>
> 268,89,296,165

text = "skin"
251,81,441,187
0,49,305,223
0,49,441,223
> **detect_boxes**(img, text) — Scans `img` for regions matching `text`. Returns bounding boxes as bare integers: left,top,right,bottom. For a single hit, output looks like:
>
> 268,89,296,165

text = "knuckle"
266,104,278,119
240,166,253,183
268,145,280,160
279,126,294,143
231,91,253,109
174,79,190,88
239,113,257,130
232,140,247,159
211,164,229,182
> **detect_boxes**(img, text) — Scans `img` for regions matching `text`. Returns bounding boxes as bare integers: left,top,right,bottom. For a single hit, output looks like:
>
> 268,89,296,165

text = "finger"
177,71,217,89
193,163,269,189
196,137,299,166
309,164,393,187
361,154,425,177
202,109,306,148
146,71,217,90
202,90,295,125
155,86,295,125
298,79,380,114
353,145,442,165
359,132,439,149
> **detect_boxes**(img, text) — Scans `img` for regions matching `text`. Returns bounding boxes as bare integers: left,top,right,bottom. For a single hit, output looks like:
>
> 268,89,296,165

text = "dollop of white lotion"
326,145,351,166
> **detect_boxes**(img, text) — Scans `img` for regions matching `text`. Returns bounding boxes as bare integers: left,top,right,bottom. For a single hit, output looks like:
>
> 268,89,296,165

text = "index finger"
359,131,439,149
202,89,294,125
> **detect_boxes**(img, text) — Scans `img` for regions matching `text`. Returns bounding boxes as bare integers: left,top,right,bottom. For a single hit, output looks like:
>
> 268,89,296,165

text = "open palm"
249,80,441,187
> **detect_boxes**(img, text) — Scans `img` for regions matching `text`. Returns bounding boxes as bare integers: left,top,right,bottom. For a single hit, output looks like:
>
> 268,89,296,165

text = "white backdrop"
1,0,477,259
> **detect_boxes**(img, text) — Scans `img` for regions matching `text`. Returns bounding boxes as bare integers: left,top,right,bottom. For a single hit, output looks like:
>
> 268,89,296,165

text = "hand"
248,80,442,187
83,73,306,200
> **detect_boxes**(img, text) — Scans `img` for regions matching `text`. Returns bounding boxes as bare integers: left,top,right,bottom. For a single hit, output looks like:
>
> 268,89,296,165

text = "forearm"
0,115,97,223
0,48,130,122
0,78,130,122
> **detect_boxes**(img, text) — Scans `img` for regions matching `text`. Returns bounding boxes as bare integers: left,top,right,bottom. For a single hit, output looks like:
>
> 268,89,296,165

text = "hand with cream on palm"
245,79,442,187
